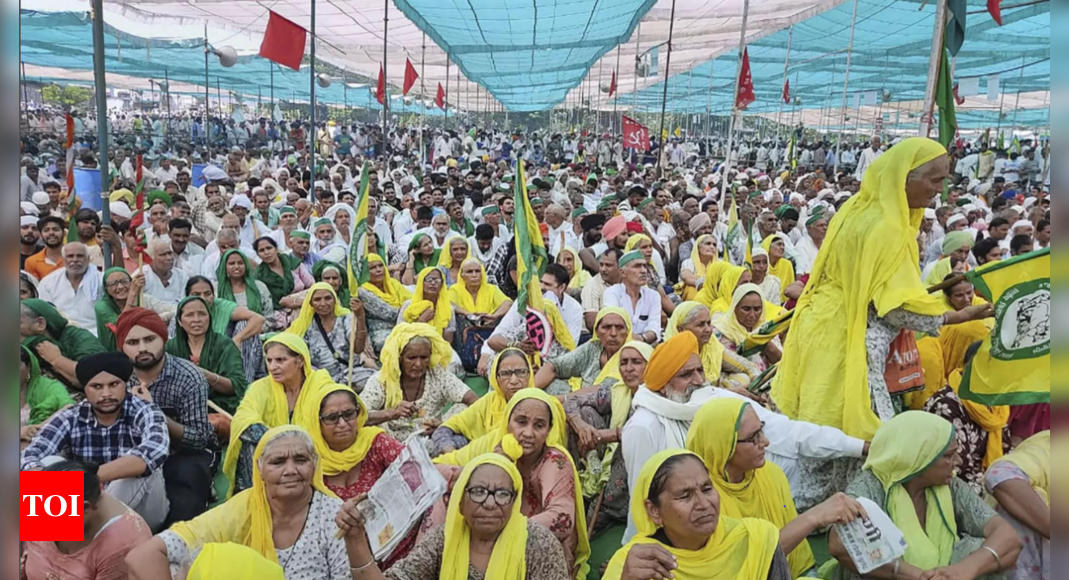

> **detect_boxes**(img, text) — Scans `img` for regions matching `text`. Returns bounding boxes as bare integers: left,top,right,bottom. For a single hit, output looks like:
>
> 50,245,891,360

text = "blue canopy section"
19,10,446,116
392,0,658,112
615,0,1049,130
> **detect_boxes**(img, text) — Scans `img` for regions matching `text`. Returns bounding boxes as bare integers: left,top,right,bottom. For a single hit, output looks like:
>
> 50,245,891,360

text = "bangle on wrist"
983,546,1002,570
892,559,901,580
350,559,376,574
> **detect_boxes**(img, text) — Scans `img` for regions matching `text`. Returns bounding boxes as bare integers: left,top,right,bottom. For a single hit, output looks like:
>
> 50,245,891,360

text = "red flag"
609,70,617,97
736,48,755,110
403,59,419,96
953,83,966,106
435,83,446,109
988,0,1003,25
259,11,307,71
376,64,386,105
622,116,650,151
782,79,790,104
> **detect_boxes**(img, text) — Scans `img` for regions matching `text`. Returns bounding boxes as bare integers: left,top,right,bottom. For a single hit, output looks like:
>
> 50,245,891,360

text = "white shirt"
173,244,206,277
603,283,662,342
140,265,190,306
480,292,583,357
37,267,104,336
155,166,179,184
794,235,821,276
855,147,883,181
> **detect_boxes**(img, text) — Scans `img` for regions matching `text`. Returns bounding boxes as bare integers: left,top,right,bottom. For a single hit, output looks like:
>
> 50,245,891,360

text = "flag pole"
91,0,111,267
420,33,426,162
776,26,793,139
382,0,390,146
705,59,714,138
920,0,948,137
445,55,450,121
656,0,678,169
613,46,621,134
833,0,859,176
310,0,317,158
719,0,750,200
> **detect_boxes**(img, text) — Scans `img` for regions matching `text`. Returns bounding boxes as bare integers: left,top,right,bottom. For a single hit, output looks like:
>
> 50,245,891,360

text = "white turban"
1011,220,1034,234
230,194,253,210
20,202,40,216
946,214,968,228
109,201,133,219
32,191,50,206
21,216,39,227
924,208,937,220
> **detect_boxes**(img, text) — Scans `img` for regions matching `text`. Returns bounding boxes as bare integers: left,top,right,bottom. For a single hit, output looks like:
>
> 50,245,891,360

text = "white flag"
864,91,878,106
273,103,284,122
958,77,980,97
853,93,862,110
987,74,1000,101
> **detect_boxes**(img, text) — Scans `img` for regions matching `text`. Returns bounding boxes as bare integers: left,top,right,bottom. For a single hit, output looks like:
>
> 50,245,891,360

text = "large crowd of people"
19,107,1051,580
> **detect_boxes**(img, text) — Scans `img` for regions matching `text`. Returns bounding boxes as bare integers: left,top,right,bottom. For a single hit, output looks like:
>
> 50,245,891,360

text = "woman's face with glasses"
461,464,516,537
105,271,132,302
318,392,360,452
495,353,531,401
727,407,768,474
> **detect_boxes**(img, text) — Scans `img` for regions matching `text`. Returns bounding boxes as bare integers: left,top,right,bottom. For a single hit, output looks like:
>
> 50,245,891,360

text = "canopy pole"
21,61,28,130
920,0,948,137
381,0,389,147
91,0,111,267
776,26,793,141
656,0,678,169
1009,56,1026,138
720,0,750,199
420,33,426,162
833,0,859,176
705,59,714,139
445,55,450,122
630,21,642,164
310,0,317,158
613,46,621,134
203,23,210,147
456,62,461,130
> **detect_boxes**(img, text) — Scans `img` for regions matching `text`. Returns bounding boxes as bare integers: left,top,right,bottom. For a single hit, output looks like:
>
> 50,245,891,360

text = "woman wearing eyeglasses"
335,454,571,580
95,267,175,351
687,398,868,579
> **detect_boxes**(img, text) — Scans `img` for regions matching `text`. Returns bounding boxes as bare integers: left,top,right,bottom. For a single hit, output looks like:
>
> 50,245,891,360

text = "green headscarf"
216,249,265,315
255,252,301,309
312,260,351,305
407,233,442,275
165,297,248,414
450,217,475,237
94,267,133,351
21,299,107,363
20,345,75,425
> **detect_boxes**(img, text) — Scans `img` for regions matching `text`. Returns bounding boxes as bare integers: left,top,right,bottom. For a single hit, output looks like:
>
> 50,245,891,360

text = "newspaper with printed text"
833,497,908,574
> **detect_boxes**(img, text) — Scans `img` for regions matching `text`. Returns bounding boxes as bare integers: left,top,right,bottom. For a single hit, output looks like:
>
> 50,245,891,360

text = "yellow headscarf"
772,138,949,440
438,236,471,271
558,246,593,289
109,188,135,206
285,282,352,337
865,412,958,570
435,389,591,580
440,349,533,442
940,319,1009,467
688,234,718,279
376,322,455,409
699,264,748,314
441,454,529,580
624,233,652,256
186,543,285,580
908,337,946,411
761,234,795,302
665,301,725,383
304,384,386,476
224,334,338,497
991,430,1049,504
174,426,337,563
361,254,412,308
602,450,780,580
712,283,770,346
448,258,510,314
686,399,816,578
404,268,452,332
590,307,634,387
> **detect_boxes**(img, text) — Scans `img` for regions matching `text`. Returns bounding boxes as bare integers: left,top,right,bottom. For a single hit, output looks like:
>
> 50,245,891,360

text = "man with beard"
19,215,42,271
117,308,215,524
19,352,171,530
38,242,103,335
24,216,67,282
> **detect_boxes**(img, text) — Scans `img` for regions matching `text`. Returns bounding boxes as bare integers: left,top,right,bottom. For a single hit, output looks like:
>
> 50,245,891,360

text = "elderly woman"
923,230,976,286
286,282,371,387
224,334,337,496
95,267,175,351
437,236,471,286
402,233,441,284
216,249,277,330
24,461,152,580
313,260,352,304
557,247,592,298
678,234,719,301
829,412,1021,580
750,249,783,307
534,307,631,395
985,431,1049,580
432,349,533,456
665,301,760,397
19,346,75,446
20,299,107,387
185,276,266,384
254,236,314,326
127,426,357,580
399,268,457,343
359,254,414,356
603,450,789,580
714,284,783,372
336,454,571,580
448,258,512,324
362,323,478,442
433,389,592,579
762,234,796,303
20,271,38,300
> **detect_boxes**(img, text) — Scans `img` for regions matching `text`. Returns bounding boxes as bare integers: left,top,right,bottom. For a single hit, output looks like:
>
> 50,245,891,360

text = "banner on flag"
609,70,617,97
260,11,307,71
622,116,650,152
960,248,1049,406
736,48,755,110
782,79,790,105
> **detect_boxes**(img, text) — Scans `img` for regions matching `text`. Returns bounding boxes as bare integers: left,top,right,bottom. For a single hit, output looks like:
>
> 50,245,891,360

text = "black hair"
475,224,495,241
37,216,68,232
416,206,434,222
543,263,571,288
990,197,1009,213
989,217,1010,230
971,237,1001,263
1010,234,1034,255
601,246,623,262
169,218,193,233
648,454,706,506
317,189,335,201
941,272,972,297
1037,219,1049,232
254,236,279,252
51,460,103,505
963,341,984,366
75,208,101,226
628,186,648,200
320,389,359,415
185,275,215,296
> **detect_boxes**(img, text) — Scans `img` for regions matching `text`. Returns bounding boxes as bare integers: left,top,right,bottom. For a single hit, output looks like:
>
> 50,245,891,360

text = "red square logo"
20,471,85,542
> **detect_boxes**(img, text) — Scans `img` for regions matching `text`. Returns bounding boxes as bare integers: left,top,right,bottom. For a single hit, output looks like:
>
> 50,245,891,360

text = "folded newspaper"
358,436,447,561
833,497,908,574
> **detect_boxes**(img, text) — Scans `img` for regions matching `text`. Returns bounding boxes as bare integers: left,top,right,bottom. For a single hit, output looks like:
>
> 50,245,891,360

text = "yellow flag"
674,127,682,138
961,248,1049,406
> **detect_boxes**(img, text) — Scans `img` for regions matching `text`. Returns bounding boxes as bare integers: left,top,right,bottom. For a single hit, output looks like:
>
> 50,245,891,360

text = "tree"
41,84,93,110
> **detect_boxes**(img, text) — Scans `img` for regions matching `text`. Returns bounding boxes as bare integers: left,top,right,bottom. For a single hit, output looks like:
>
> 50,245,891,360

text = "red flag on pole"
403,59,419,96
622,116,650,151
987,0,1003,25
953,83,966,106
435,83,446,109
736,48,755,110
259,11,307,71
609,70,617,97
375,64,386,105
782,79,790,105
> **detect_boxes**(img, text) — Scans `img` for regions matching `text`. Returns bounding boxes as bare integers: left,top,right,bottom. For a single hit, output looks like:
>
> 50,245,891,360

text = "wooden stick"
346,310,358,389
207,400,233,420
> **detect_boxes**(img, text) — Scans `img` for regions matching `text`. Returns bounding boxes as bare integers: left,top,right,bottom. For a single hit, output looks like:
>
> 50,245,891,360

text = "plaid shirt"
132,355,216,451
20,396,169,474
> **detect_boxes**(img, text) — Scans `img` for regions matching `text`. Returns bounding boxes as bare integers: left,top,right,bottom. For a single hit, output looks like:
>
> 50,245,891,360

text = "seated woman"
313,260,352,305
678,234,719,301
448,258,512,329
254,236,314,328
335,453,571,580
437,236,471,286
359,254,414,356
829,412,1021,580
535,307,631,394
750,249,783,307
96,267,175,351
432,349,533,455
762,234,796,304
433,389,591,579
923,230,975,286
665,301,760,397
687,398,869,579
603,450,789,580
713,284,783,372
402,233,441,285
224,334,336,496
20,345,75,446
166,296,248,439
127,426,356,580
563,340,654,536
216,249,277,331
696,263,752,315
558,247,592,300
20,299,107,387
362,323,478,442
185,276,266,384
399,268,457,343
985,431,1049,580
286,282,372,387
24,461,152,580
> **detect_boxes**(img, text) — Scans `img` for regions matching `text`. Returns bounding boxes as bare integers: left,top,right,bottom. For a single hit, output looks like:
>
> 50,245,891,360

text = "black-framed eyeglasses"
465,486,516,506
737,422,767,446
106,279,132,288
320,408,360,426
496,368,530,381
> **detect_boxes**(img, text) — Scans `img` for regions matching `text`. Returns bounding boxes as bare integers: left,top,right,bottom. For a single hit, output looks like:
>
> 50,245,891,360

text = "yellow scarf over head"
941,319,1009,467
761,234,795,302
224,334,338,497
688,234,719,279
591,307,634,387
686,398,815,578
712,284,772,347
700,264,748,314
665,301,725,383
303,383,386,476
448,258,510,314
992,430,1049,504
174,426,337,563
865,412,958,570
602,449,780,580
559,246,593,289
285,282,352,337
437,236,470,271
772,138,948,440
186,542,286,580
441,454,529,580
377,322,455,409
624,233,652,255
404,268,452,332
440,349,533,441
361,254,412,308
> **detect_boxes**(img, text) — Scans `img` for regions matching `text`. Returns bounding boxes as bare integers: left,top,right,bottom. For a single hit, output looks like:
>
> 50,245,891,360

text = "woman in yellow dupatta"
829,412,1020,580
557,246,593,291
536,306,632,393
602,450,782,580
696,264,751,314
772,138,993,441
677,235,720,301
761,234,796,303
286,282,352,337
449,258,512,322
361,253,415,354
402,268,454,339
986,431,1049,580
435,388,591,580
438,236,471,286
362,253,413,308
186,542,286,580
224,334,338,497
712,284,783,371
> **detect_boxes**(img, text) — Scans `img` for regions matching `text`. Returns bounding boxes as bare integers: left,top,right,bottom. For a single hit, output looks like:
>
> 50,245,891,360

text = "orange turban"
644,331,700,392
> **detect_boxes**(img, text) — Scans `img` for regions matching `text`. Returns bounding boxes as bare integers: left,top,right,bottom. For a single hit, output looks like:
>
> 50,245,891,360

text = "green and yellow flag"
960,247,1049,406
513,160,548,315
739,308,795,358
347,161,373,294
724,188,740,263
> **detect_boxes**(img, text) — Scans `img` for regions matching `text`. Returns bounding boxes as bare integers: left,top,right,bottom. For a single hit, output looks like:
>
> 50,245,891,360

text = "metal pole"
91,0,112,267
720,0,750,199
204,23,210,146
776,26,793,137
445,55,450,121
656,0,678,168
920,0,948,136
271,64,274,105
705,59,714,138
833,0,859,175
420,33,426,162
613,46,621,134
310,0,317,158
382,0,389,143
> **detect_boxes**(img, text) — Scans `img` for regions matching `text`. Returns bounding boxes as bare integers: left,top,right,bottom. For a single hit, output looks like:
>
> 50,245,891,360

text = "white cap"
109,201,133,219
230,194,253,210
32,191,50,205
924,208,937,220
1011,220,1034,233
20,201,40,216
946,214,968,228
21,215,39,227
1010,205,1025,214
